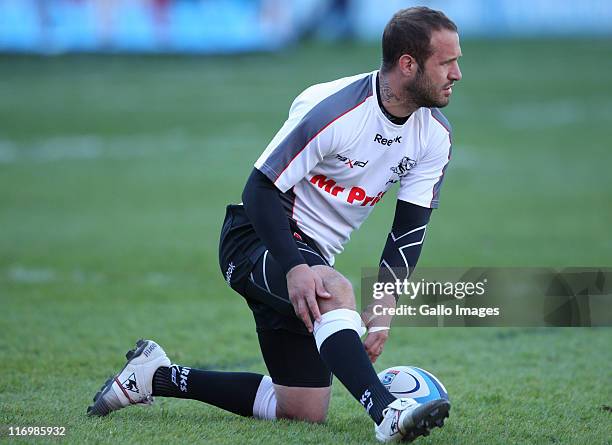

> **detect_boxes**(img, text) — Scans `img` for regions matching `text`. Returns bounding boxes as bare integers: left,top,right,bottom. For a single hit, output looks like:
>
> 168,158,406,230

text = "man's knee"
274,384,331,423
311,265,355,312
277,406,328,424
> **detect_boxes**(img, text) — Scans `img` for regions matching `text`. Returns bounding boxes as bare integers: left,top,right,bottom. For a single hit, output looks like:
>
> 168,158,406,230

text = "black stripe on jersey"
259,74,373,183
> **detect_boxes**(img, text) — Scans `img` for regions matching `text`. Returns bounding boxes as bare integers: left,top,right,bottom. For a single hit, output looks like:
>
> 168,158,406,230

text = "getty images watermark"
360,268,612,327
371,276,496,318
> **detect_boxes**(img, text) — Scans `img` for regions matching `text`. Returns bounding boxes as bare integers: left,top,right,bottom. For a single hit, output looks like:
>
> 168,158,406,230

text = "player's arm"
364,110,451,362
362,200,432,363
242,168,331,332
370,201,432,318
375,109,451,310
378,200,432,294
242,168,305,273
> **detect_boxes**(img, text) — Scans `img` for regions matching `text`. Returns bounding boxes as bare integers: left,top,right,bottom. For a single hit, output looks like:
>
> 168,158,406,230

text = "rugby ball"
377,366,449,403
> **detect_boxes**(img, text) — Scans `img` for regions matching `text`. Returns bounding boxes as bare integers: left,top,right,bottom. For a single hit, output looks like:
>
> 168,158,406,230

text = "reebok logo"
336,154,368,168
225,261,236,285
121,373,139,393
374,133,401,147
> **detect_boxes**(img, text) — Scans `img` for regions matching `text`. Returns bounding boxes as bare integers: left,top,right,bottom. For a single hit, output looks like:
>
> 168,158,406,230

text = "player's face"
406,30,462,108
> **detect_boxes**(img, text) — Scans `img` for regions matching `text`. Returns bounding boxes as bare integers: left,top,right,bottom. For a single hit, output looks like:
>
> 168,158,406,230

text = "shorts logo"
225,261,236,285
336,154,369,168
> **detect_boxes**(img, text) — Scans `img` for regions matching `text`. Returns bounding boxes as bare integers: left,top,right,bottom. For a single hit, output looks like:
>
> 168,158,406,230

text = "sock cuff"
313,308,366,350
152,366,177,397
252,375,276,420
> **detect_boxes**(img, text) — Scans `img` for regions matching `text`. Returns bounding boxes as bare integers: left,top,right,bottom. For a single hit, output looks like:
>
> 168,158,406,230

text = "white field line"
0,132,190,164
7,266,57,284
3,265,194,286
0,123,263,165
495,99,612,129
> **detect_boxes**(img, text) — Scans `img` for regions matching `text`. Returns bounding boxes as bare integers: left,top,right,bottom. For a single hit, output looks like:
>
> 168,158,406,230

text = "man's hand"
362,290,394,363
363,329,389,363
286,264,331,333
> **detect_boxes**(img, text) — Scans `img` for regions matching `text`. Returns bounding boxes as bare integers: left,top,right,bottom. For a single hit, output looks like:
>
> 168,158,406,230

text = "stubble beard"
405,68,449,109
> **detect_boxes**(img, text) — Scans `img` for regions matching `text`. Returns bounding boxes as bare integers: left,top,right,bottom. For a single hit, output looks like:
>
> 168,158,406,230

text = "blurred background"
1,1,611,442
1,0,611,54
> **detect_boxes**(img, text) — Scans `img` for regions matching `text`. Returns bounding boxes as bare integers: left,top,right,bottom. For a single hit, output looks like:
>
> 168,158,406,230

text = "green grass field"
1,39,611,444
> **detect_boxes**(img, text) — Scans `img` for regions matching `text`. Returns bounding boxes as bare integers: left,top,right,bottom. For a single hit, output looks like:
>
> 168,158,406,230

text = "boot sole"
402,399,451,442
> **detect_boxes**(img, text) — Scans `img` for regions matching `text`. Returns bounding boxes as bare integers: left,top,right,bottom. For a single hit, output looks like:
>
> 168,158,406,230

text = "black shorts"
218,204,332,387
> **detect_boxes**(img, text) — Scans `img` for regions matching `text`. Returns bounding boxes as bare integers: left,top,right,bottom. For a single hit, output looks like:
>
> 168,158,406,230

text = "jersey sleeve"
255,75,373,193
397,108,452,209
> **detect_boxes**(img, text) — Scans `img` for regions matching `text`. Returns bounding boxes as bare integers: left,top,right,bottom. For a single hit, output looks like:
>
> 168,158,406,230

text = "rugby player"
88,7,462,442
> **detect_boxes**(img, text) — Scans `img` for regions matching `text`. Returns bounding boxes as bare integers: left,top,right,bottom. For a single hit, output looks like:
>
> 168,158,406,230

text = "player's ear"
397,54,418,77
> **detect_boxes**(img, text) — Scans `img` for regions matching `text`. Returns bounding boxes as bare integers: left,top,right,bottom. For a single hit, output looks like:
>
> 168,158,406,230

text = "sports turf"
1,39,611,444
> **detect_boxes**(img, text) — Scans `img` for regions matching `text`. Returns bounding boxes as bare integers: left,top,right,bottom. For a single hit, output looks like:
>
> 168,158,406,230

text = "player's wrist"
286,262,309,277
362,290,395,330
368,326,390,333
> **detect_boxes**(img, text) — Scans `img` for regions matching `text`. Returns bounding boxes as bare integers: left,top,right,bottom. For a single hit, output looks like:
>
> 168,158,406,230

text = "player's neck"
378,69,418,118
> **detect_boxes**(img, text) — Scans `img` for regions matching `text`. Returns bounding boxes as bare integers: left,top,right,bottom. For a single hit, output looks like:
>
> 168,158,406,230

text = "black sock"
319,329,395,424
152,365,264,417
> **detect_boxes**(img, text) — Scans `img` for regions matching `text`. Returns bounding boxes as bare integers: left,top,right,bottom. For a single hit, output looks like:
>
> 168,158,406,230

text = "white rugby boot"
87,339,171,416
375,398,450,442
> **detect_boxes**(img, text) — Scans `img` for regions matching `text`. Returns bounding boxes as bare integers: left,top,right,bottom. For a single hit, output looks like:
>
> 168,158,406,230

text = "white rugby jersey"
255,71,452,265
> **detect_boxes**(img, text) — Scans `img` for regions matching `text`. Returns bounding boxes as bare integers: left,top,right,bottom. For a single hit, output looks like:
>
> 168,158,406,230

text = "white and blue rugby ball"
377,366,449,403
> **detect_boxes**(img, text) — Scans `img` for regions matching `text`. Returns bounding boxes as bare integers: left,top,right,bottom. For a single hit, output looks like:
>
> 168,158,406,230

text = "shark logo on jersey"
386,157,417,185
391,157,417,177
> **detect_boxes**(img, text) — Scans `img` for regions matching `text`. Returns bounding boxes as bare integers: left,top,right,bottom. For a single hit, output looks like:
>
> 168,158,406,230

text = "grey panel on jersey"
260,75,373,182
429,107,453,207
